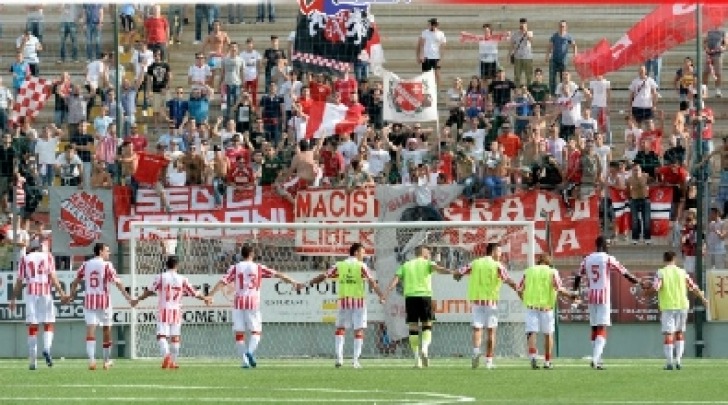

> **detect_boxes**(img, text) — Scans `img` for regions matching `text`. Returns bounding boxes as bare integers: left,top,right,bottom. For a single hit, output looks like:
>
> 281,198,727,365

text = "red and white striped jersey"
75,258,120,310
578,252,629,306
95,135,118,164
221,261,278,310
324,257,374,309
148,271,199,324
18,252,56,296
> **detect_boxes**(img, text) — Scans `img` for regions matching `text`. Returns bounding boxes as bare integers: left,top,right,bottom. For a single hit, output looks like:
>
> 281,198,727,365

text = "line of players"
8,236,708,371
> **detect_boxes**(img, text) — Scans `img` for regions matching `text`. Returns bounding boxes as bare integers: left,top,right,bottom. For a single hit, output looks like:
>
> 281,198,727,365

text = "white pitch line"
0,398,442,403
473,401,728,405
3,385,475,405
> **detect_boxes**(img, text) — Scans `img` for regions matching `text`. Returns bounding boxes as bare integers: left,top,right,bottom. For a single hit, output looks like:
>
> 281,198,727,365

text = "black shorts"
422,58,440,72
405,296,434,324
120,14,135,32
631,107,654,124
480,62,497,80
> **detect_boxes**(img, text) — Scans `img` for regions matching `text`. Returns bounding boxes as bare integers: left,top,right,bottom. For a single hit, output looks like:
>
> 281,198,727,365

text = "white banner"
294,188,379,256
383,70,439,122
50,188,117,254
0,269,524,325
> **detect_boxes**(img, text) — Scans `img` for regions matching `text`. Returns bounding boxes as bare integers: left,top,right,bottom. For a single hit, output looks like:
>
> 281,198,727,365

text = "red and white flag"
10,76,52,125
649,186,672,237
610,186,672,237
610,187,631,236
304,101,363,139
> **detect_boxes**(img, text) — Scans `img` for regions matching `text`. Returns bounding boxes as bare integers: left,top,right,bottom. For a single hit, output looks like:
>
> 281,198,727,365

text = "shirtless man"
201,20,231,90
212,145,230,207
278,139,320,204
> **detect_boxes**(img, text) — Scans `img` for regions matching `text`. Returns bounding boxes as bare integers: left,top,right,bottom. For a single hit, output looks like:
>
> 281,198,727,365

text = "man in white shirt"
188,52,212,95
337,133,359,167
5,213,30,268
240,38,262,107
557,80,588,140
367,136,391,180
36,125,62,188
478,24,505,82
16,30,43,76
0,77,12,134
461,118,486,151
417,18,446,88
399,138,429,181
589,75,611,141
629,65,659,125
510,17,534,87
279,70,302,125
55,144,84,187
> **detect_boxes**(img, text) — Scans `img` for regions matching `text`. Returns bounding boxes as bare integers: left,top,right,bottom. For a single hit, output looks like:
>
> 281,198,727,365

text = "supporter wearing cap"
417,17,447,87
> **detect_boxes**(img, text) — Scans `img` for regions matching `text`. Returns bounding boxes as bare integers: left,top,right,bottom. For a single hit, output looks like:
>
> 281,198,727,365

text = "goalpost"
128,221,536,360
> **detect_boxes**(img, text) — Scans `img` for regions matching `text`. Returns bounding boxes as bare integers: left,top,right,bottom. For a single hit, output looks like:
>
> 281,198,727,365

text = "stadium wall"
2,323,728,359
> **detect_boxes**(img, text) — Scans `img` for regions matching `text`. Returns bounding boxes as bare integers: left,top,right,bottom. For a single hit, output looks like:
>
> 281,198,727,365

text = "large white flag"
383,70,439,123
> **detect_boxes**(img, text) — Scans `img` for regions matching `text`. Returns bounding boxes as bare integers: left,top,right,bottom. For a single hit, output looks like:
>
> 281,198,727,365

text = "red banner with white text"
444,191,600,258
574,4,728,78
113,186,293,240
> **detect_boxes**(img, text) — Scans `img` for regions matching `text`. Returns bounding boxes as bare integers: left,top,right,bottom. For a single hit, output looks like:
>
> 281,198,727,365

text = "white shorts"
336,308,367,330
25,295,56,324
84,308,113,327
589,304,612,326
525,309,555,334
661,310,688,334
157,322,182,337
471,304,498,329
233,309,262,332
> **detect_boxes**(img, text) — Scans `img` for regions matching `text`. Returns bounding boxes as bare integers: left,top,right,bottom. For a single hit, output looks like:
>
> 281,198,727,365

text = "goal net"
128,221,535,360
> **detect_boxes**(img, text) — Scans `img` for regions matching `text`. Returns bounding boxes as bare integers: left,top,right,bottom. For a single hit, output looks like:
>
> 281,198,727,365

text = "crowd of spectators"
0,5,726,269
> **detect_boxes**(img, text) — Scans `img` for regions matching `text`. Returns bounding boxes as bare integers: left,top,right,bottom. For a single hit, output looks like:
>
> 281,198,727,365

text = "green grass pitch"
0,358,726,404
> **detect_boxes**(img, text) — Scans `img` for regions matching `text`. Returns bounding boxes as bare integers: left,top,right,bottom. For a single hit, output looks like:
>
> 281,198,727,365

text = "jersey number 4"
25,261,46,278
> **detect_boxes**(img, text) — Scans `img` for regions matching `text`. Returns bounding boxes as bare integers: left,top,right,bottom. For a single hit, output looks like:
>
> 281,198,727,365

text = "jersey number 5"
590,265,601,283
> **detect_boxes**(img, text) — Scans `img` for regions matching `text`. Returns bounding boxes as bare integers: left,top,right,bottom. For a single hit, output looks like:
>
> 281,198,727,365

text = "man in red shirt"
309,72,332,102
641,111,665,155
496,123,522,160
348,93,367,121
144,5,170,61
227,155,254,190
225,135,251,164
298,86,314,114
317,138,346,186
128,125,149,153
561,138,582,212
334,66,358,106
657,157,689,231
